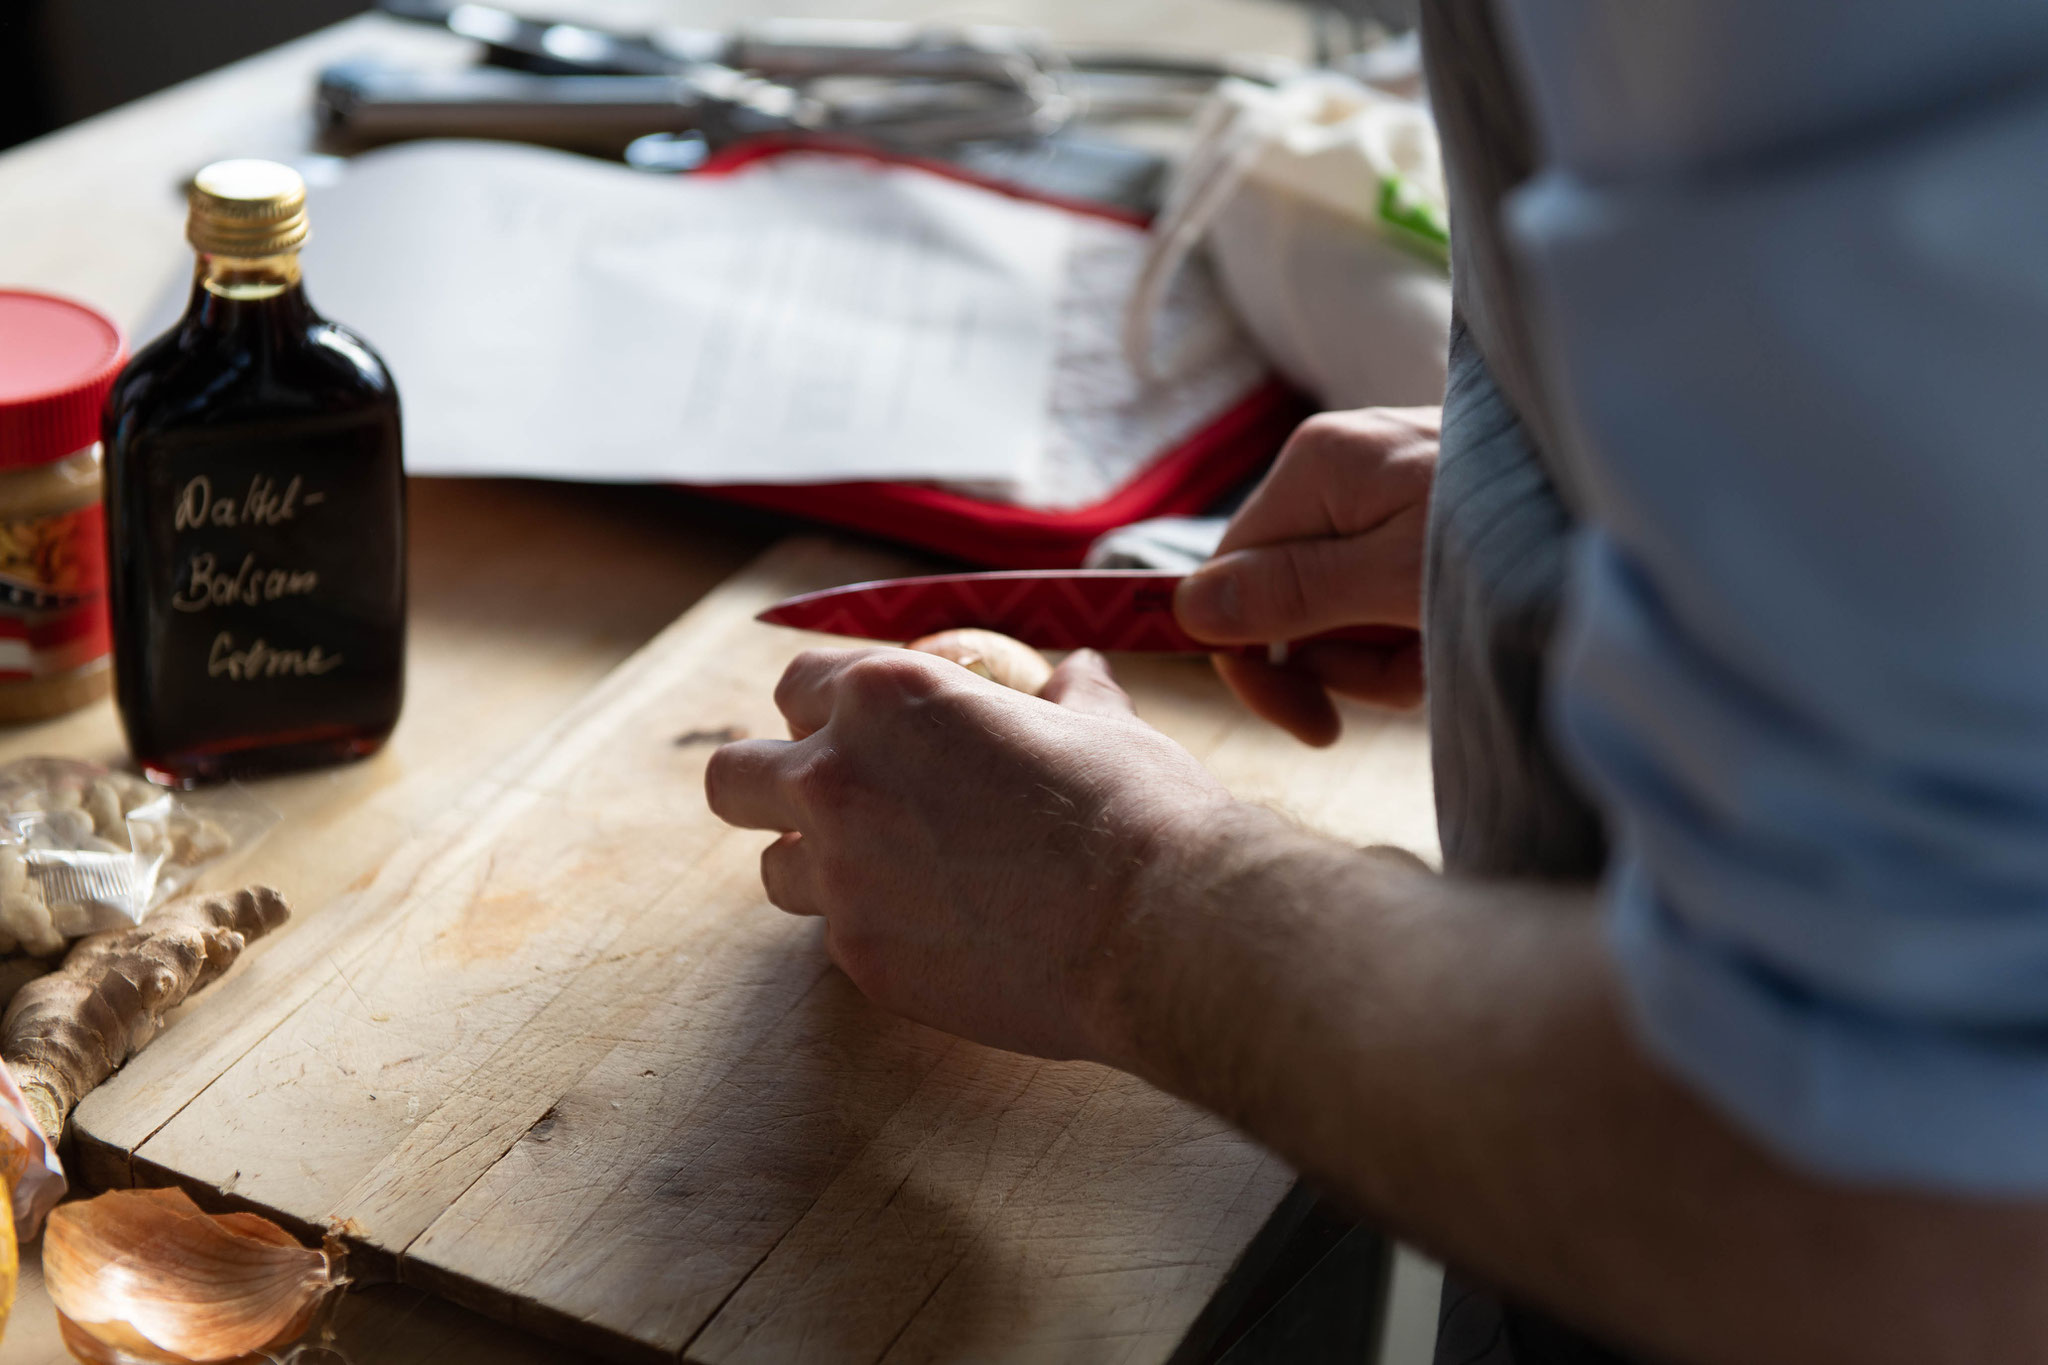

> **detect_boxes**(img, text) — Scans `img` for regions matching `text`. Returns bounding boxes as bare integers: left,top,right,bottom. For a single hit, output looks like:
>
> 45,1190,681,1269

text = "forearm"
1101,806,2048,1365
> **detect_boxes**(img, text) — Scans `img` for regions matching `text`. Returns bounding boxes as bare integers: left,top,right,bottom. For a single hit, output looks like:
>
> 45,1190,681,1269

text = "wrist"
1080,798,1305,1080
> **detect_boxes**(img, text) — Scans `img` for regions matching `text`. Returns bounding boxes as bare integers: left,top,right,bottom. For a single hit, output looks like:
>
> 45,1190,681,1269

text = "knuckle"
1385,444,1436,488
844,651,942,709
1293,410,1352,448
789,746,857,811
834,657,893,712
1317,407,1408,461
1297,423,1378,496
892,652,953,700
1244,547,1315,629
1275,547,1316,624
773,650,831,710
1276,415,1345,477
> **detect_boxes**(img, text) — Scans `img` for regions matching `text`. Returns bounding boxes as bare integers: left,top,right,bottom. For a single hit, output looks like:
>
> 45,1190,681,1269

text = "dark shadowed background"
1,0,368,150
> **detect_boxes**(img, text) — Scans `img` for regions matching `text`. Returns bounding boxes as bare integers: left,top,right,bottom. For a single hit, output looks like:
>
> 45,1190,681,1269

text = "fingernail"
1176,567,1239,634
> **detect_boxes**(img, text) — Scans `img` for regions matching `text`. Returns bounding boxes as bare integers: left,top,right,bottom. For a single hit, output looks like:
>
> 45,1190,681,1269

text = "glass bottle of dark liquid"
103,160,405,786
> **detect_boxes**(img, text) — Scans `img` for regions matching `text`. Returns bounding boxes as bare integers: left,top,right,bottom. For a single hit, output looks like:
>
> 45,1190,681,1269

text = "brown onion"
907,629,1054,695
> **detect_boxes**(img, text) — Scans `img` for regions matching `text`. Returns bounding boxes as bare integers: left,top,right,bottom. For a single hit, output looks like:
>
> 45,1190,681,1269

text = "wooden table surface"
0,4,1369,1359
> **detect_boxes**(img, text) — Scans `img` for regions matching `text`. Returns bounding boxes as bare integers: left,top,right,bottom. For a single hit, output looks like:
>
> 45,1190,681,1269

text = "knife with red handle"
756,570,1411,657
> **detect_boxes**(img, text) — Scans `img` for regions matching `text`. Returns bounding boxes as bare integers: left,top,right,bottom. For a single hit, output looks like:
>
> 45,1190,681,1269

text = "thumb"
1175,533,1415,645
1040,649,1136,718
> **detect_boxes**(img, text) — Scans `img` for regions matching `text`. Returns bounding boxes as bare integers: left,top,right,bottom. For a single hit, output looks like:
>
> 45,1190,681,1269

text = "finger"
1293,637,1426,710
1176,509,1425,644
1361,843,1432,873
760,830,822,916
1213,654,1341,747
1217,407,1439,555
772,647,881,740
704,737,803,831
1039,649,1136,717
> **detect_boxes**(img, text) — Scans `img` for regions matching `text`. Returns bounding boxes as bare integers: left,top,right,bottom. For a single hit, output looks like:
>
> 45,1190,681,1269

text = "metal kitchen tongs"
320,0,1295,174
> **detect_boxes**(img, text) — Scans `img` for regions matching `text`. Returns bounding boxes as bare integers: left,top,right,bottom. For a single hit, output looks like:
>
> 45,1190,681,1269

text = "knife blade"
756,570,1409,656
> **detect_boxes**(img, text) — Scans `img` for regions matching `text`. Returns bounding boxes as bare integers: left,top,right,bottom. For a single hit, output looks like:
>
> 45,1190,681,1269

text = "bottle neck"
187,251,312,334
199,250,302,298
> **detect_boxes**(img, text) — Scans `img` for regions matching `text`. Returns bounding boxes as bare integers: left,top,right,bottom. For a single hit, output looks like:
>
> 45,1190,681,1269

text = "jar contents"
0,292,126,724
103,159,406,786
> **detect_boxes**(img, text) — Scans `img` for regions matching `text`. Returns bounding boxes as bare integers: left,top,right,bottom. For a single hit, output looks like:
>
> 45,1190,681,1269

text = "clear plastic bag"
0,757,274,954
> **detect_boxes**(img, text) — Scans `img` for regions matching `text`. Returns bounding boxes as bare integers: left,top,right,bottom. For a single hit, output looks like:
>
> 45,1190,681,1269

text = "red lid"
0,290,128,470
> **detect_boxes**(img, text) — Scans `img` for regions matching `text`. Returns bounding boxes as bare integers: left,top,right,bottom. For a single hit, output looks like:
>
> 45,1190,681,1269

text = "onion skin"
906,630,1054,696
0,1191,14,1346
45,1187,338,1364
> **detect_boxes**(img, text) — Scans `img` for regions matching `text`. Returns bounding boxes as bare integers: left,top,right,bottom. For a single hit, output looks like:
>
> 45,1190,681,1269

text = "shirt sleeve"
1494,0,2048,1191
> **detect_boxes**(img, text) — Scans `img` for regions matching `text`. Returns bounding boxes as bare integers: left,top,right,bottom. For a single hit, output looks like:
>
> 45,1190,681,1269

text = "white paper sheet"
302,141,1071,485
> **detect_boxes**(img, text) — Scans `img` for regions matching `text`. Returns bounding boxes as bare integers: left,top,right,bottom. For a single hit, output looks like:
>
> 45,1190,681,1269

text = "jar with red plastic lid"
0,291,126,722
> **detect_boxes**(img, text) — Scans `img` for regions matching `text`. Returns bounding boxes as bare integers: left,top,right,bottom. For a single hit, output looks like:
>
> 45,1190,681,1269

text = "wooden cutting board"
68,537,1436,1364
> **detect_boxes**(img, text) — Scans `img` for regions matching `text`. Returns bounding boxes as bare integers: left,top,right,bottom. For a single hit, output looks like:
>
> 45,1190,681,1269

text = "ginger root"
0,847,57,958
0,886,289,1143
907,629,1054,695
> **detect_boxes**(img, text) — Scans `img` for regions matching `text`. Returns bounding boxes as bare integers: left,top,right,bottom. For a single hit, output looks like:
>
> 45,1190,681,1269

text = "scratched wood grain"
70,537,1434,1362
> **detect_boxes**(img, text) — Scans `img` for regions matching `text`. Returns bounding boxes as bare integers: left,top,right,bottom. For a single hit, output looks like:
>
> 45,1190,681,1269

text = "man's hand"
1175,406,1439,745
699,592,2048,1365
704,646,1232,1061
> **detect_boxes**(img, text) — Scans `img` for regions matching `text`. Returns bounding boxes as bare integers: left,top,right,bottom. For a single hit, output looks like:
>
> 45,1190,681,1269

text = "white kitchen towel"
1126,69,1453,411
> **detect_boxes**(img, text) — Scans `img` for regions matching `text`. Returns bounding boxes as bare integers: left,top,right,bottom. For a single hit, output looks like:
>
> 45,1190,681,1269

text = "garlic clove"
46,1187,339,1364
906,629,1054,696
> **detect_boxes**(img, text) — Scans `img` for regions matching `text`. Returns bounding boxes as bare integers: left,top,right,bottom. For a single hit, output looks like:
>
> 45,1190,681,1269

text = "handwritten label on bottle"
173,473,326,531
169,470,350,681
172,554,319,611
207,632,343,679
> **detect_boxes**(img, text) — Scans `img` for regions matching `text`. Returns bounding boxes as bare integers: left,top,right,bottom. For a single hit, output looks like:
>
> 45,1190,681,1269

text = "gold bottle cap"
186,159,310,258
